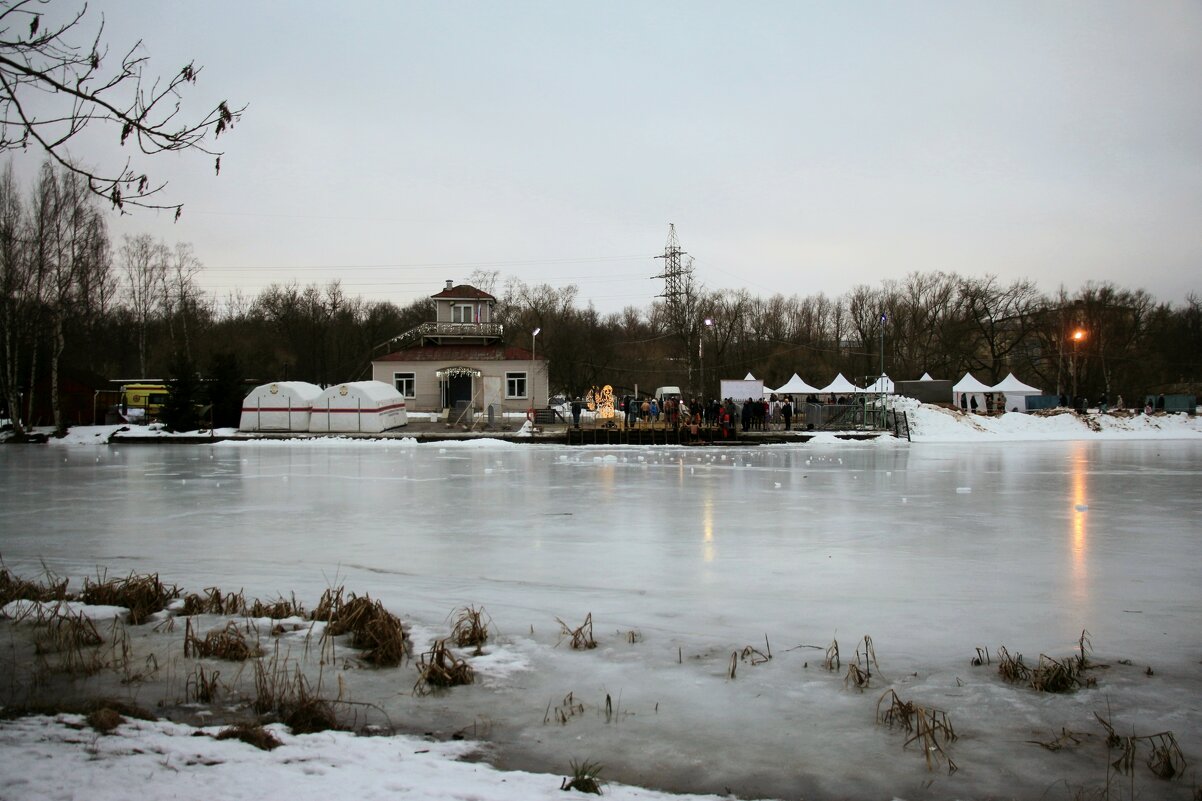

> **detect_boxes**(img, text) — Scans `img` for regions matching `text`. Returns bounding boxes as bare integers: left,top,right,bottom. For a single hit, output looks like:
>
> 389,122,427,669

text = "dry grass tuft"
214,722,282,751
1095,710,1187,780
557,613,597,650
997,646,1031,684
414,639,475,694
81,571,178,625
181,587,246,616
560,759,605,795
185,664,222,703
252,651,340,733
876,689,958,774
310,587,409,666
0,563,70,606
844,635,882,690
450,605,491,652
86,707,125,733
248,594,304,619
823,638,840,671
184,619,262,661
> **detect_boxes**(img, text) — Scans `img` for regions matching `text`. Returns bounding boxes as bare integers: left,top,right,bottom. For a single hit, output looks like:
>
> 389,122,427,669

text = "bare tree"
0,0,243,214
163,240,204,359
120,232,166,377
34,162,108,432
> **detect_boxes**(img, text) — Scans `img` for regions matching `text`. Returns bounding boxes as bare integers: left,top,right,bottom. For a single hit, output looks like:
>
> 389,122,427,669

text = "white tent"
991,373,1042,413
858,374,895,394
919,372,935,381
820,373,860,397
952,372,993,412
239,381,323,432
309,381,408,433
743,372,756,381
770,373,823,397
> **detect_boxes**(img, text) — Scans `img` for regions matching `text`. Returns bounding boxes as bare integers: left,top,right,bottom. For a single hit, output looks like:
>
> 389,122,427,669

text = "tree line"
2,165,1199,433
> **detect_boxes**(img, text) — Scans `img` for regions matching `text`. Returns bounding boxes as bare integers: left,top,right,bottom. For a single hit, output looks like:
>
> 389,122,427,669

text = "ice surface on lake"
2,439,1201,800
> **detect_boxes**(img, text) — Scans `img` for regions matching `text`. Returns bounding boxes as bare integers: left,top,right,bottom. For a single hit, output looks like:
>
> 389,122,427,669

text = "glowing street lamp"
1070,328,1086,403
701,318,714,399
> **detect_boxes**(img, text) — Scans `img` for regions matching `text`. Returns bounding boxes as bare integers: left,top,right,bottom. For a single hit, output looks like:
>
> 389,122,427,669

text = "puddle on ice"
1,440,1201,800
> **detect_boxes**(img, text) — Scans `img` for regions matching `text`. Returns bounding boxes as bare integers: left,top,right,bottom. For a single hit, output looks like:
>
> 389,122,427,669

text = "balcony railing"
371,321,505,358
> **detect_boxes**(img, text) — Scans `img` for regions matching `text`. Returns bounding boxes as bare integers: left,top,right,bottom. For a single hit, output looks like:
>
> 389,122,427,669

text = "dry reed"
413,639,474,694
557,613,597,650
81,571,178,625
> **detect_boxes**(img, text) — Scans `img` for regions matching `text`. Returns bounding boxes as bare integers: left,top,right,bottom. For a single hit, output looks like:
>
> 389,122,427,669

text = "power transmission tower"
654,224,699,394
654,223,691,323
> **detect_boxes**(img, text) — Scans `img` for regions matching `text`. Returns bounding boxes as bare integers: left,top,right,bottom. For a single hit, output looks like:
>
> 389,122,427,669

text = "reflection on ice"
1,439,1201,800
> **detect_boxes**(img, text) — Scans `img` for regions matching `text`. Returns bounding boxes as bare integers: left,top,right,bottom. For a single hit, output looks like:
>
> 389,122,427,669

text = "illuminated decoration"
585,385,616,419
269,384,279,394
435,366,483,379
339,385,348,396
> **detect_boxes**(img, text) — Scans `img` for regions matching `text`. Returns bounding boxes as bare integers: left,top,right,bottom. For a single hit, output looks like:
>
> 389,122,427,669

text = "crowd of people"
566,394,853,435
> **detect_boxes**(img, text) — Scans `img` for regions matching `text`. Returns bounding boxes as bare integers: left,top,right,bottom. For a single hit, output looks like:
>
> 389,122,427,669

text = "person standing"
782,398,793,431
571,398,582,428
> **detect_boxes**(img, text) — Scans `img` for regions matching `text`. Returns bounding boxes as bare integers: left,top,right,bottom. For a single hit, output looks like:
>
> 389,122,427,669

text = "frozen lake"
2,438,1201,799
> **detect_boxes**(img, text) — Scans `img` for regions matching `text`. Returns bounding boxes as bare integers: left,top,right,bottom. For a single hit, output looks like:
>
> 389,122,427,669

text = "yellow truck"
120,383,168,419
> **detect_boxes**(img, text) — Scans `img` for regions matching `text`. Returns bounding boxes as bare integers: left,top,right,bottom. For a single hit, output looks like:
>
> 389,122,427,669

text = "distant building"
370,281,547,413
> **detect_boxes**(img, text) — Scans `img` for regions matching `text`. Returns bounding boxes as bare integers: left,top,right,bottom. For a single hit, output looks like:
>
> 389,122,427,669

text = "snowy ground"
1,402,1200,801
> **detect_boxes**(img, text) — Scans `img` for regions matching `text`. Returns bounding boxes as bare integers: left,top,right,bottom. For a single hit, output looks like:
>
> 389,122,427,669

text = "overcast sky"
15,1,1202,314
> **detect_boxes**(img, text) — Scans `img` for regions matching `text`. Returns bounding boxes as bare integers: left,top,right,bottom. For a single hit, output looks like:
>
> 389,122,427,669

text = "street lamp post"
701,318,714,402
1070,328,1085,406
531,327,541,412
879,312,887,381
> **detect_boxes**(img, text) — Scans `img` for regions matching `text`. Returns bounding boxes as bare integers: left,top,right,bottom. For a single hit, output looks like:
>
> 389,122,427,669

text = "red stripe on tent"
312,402,407,415
241,405,313,413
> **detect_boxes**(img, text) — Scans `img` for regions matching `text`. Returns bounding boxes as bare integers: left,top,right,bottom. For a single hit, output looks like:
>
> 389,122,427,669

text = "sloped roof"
991,372,1041,394
952,372,994,393
375,344,540,362
316,380,404,405
430,284,496,301
242,381,323,403
744,372,756,380
772,373,823,395
859,374,895,393
820,373,860,394
919,372,935,381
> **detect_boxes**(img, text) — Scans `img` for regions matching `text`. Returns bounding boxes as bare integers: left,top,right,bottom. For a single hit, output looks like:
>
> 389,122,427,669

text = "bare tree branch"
0,0,244,216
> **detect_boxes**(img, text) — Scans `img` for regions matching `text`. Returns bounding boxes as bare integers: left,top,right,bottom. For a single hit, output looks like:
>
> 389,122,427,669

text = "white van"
655,386,682,401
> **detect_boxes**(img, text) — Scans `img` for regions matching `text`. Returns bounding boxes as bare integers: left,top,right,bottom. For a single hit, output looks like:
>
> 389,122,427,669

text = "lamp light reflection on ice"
703,496,715,563
1070,444,1089,603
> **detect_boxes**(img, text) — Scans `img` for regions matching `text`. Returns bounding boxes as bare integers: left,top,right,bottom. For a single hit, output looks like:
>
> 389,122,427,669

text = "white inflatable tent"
309,381,408,433
239,381,324,432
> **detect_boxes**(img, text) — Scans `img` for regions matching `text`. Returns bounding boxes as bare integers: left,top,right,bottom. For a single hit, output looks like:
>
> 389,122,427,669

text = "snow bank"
899,396,1201,442
0,714,735,801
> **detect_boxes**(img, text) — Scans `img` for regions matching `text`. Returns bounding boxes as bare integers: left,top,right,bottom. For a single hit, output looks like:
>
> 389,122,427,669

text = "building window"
453,304,475,323
506,372,528,399
393,372,416,398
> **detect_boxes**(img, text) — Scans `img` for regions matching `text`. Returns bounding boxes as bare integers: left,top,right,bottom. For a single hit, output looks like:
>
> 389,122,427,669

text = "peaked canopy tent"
919,372,935,381
819,373,860,397
770,373,824,397
309,381,408,433
743,372,756,381
952,373,993,412
991,373,1042,412
858,374,895,394
239,381,324,432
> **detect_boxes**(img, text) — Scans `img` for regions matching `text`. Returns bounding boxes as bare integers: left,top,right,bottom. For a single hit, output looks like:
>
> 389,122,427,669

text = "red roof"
430,284,496,301
375,344,540,362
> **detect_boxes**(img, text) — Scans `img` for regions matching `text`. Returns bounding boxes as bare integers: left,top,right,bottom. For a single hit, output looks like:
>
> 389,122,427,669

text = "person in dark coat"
571,398,582,428
782,398,793,431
